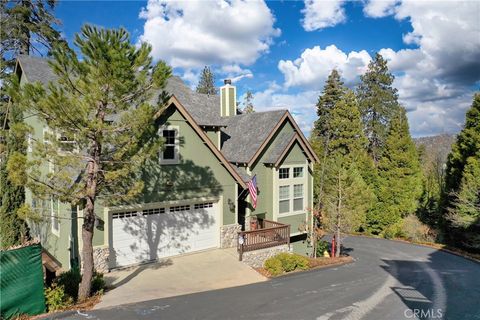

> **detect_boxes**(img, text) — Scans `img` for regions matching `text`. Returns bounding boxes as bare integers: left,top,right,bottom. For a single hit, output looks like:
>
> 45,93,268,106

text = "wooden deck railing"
237,219,290,261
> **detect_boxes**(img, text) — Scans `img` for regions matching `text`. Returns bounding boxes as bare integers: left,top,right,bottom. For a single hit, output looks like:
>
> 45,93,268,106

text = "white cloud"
139,0,280,69
278,45,371,88
302,0,346,31
363,0,398,18
371,0,480,136
252,82,318,135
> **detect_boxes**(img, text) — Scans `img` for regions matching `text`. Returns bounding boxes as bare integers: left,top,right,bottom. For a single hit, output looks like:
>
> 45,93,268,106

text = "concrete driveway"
95,248,266,309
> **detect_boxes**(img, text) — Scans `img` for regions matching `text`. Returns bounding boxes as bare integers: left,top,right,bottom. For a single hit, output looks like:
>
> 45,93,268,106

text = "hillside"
414,134,456,165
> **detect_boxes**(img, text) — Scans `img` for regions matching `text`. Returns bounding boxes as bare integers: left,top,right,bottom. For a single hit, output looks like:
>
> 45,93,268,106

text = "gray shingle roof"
232,166,251,183
220,110,287,163
17,56,225,126
162,76,226,126
263,131,296,164
17,55,58,86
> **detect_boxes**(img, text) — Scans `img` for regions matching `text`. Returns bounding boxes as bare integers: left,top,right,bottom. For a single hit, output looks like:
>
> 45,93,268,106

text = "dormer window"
159,126,179,164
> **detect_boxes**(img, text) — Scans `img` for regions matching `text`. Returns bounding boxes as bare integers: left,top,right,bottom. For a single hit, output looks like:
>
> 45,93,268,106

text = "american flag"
247,175,258,209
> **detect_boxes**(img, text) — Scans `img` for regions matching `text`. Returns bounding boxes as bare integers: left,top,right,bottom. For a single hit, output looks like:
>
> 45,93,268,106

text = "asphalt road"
60,236,480,320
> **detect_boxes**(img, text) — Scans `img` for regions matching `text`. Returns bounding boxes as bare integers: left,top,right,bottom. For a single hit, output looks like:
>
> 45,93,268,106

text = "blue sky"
54,0,480,137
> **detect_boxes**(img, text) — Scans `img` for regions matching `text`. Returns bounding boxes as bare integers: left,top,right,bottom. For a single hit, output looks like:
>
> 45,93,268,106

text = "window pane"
279,185,290,200
294,198,303,211
279,200,290,213
163,146,175,159
163,130,175,144
279,168,289,179
294,184,303,197
293,167,303,178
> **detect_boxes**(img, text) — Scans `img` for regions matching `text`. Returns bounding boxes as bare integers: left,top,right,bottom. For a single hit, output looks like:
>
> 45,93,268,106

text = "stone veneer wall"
220,224,241,248
92,247,110,273
241,244,290,268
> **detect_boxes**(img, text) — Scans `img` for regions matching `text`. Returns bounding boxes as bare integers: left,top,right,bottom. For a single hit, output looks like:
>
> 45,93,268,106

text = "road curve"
61,236,480,320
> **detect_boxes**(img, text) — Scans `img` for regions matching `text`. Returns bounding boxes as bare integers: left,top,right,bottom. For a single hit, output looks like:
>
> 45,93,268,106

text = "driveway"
95,248,266,309
63,236,480,319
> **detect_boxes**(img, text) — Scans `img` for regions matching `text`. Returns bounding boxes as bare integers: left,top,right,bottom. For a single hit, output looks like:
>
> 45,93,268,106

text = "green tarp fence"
0,243,45,319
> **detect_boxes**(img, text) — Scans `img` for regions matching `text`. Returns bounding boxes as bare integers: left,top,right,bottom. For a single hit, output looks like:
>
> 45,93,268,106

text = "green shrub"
56,268,81,301
382,221,405,239
44,284,73,312
55,268,106,301
316,240,329,257
264,253,310,275
91,272,106,295
264,257,283,276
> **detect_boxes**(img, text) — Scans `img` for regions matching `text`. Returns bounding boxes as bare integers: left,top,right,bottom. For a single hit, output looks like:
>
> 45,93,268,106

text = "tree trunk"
336,171,342,257
78,201,95,301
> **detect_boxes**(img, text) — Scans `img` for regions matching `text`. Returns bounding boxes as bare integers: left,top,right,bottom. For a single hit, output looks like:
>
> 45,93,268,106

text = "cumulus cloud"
251,82,318,135
278,45,371,88
371,0,480,136
302,0,346,31
138,0,280,69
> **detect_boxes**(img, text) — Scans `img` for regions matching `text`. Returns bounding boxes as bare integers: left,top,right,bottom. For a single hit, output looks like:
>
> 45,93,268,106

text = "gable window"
159,126,179,164
293,167,303,178
277,164,307,216
279,168,289,179
51,196,60,236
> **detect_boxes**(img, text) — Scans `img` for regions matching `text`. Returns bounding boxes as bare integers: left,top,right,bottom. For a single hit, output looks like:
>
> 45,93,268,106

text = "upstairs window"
293,167,304,178
279,168,289,179
160,126,179,164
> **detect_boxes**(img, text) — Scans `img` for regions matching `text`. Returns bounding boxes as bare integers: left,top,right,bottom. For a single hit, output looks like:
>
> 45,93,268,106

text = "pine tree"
369,108,422,233
326,90,368,159
444,93,480,250
356,53,400,164
0,0,61,77
242,90,255,114
195,66,217,95
313,69,345,140
0,0,61,248
445,93,480,195
322,158,375,256
9,25,172,300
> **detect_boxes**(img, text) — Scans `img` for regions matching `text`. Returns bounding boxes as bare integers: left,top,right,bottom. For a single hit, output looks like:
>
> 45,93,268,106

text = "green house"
16,56,319,272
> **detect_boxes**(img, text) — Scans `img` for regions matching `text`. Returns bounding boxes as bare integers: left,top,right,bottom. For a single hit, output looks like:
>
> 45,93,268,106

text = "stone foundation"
93,247,110,273
241,244,290,268
220,224,242,248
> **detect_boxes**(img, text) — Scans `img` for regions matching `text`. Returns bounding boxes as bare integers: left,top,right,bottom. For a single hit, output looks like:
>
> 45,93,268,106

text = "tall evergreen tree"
444,93,480,250
368,108,422,233
313,69,345,140
242,90,255,114
10,25,172,300
1,0,61,78
195,66,217,95
0,0,61,248
356,53,399,164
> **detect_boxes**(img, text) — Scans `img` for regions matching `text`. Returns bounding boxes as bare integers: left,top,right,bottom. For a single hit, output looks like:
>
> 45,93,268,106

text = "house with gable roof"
15,55,319,272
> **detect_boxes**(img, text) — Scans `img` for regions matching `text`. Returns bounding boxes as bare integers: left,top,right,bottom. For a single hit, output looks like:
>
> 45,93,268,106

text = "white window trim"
51,197,60,237
276,164,308,217
159,125,180,165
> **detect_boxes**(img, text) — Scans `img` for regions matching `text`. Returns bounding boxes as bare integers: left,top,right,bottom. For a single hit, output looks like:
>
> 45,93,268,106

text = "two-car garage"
109,201,219,268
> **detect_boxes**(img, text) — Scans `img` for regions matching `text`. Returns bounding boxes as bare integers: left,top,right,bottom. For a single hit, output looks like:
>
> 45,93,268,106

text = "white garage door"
111,201,219,268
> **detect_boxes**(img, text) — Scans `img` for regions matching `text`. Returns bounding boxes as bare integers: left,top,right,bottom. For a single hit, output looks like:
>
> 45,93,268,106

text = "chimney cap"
224,79,232,85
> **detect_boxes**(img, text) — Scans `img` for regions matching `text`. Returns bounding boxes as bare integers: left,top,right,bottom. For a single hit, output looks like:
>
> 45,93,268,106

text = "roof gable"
165,96,247,188
220,110,287,163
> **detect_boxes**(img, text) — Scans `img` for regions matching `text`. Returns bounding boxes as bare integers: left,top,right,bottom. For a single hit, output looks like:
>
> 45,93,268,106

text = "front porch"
237,218,291,261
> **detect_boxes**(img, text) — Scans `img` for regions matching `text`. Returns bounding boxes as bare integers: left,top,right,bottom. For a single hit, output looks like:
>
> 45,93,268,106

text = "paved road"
61,236,480,320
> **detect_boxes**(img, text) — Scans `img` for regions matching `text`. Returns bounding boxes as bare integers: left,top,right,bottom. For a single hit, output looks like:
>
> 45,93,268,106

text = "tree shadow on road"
380,249,480,320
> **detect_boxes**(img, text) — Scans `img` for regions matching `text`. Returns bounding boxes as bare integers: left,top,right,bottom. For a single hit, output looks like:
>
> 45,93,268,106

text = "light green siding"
94,105,239,246
205,129,219,148
249,120,313,237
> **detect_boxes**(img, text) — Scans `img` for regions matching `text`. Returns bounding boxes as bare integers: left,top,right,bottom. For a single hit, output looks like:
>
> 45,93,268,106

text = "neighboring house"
16,56,319,273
